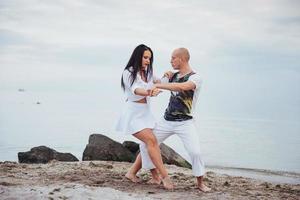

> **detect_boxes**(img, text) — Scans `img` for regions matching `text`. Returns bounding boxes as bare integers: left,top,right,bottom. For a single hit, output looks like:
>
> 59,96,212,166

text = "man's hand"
163,71,174,79
148,87,162,97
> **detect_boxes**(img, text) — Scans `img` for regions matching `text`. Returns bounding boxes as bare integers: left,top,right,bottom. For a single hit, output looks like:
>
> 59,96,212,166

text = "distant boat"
36,102,41,104
18,89,25,92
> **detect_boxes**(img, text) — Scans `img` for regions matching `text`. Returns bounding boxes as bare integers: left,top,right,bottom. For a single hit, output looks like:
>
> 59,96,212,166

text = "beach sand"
0,160,299,200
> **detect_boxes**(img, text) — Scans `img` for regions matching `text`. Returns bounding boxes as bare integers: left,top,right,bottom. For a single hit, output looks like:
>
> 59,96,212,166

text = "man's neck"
178,63,192,77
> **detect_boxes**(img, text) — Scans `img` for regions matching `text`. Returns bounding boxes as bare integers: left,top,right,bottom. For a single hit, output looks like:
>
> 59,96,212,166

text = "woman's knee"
135,129,158,147
145,134,158,147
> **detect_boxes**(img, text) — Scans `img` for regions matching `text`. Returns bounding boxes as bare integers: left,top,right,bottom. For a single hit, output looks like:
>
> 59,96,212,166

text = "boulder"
122,141,139,154
18,146,79,164
82,134,134,162
160,143,192,169
122,140,191,169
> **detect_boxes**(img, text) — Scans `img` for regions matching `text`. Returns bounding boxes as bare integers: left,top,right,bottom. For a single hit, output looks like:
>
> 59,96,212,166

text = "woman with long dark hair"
116,44,173,190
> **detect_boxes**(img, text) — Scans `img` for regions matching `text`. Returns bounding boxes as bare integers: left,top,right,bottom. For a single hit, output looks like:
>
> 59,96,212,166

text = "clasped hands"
147,71,174,97
147,85,161,97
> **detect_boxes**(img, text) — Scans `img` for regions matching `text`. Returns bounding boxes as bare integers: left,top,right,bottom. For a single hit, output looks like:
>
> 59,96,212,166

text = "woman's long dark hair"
121,44,154,91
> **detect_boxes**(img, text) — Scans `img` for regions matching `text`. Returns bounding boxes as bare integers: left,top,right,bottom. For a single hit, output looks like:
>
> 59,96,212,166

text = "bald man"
126,48,211,192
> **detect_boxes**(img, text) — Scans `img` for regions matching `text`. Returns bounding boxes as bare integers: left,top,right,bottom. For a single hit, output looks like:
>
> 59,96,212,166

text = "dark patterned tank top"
164,71,196,121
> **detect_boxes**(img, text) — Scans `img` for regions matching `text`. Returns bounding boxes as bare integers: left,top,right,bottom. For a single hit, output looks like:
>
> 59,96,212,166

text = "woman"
115,44,173,190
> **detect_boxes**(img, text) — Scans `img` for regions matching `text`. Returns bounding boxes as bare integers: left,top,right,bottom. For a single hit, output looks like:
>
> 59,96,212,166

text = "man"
126,47,211,192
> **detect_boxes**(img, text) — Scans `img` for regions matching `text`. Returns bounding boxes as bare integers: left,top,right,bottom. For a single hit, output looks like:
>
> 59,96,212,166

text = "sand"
0,160,299,200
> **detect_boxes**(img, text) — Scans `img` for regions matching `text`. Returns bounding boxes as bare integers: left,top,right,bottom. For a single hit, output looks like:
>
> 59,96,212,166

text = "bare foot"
147,177,162,185
125,172,141,183
198,183,211,192
161,176,174,190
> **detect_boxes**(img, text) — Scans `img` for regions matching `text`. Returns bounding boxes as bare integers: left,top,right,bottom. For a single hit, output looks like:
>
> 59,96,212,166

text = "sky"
0,0,300,121
0,0,300,172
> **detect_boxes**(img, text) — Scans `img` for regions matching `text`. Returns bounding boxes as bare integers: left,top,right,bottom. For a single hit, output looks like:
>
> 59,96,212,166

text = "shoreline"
1,158,299,185
1,160,299,199
207,165,300,185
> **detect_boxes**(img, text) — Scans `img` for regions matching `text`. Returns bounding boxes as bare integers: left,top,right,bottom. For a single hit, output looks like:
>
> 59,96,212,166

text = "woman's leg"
126,153,161,184
148,168,161,184
125,153,142,182
133,128,167,178
133,128,173,189
132,121,174,184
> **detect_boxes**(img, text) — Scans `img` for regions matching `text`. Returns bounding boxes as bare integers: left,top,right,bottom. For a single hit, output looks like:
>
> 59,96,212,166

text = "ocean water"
0,88,299,177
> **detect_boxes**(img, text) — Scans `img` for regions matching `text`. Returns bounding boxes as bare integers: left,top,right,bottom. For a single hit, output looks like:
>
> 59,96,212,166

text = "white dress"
115,68,163,135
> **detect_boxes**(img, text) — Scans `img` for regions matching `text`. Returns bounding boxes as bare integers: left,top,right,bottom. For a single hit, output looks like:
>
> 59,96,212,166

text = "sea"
0,88,299,184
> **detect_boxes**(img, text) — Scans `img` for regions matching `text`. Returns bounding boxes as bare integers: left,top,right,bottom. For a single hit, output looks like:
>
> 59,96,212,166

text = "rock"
82,134,134,162
122,140,192,169
122,141,140,154
223,181,230,186
18,146,79,163
160,143,192,169
88,161,113,169
261,182,271,188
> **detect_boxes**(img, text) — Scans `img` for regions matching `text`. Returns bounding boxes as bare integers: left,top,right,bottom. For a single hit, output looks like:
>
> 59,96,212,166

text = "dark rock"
82,134,134,162
0,181,18,186
223,181,230,186
160,143,192,169
261,182,271,188
122,141,191,169
122,141,140,154
88,161,113,169
18,146,79,163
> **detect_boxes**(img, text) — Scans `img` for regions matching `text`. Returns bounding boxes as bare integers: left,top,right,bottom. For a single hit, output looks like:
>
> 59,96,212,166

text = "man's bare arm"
155,81,196,92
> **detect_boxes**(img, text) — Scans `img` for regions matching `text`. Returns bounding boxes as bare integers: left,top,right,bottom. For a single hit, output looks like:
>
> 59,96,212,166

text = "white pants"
140,118,205,177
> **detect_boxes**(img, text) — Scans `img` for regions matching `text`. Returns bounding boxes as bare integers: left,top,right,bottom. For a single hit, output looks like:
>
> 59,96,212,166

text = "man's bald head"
173,48,190,62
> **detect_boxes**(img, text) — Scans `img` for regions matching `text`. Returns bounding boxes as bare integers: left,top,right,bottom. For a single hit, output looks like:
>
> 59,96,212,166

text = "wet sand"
0,161,299,200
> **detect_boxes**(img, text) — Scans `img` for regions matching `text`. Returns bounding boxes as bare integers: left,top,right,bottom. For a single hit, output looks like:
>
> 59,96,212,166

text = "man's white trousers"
140,118,205,177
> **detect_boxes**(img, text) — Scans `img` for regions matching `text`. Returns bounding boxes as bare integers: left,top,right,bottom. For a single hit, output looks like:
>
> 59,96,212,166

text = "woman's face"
141,50,152,71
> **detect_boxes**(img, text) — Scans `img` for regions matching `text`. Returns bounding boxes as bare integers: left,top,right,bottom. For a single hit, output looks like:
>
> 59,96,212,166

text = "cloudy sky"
1,0,300,122
1,0,300,170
